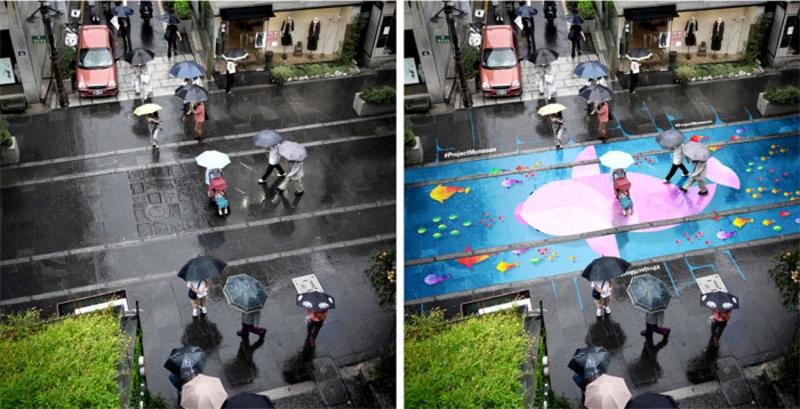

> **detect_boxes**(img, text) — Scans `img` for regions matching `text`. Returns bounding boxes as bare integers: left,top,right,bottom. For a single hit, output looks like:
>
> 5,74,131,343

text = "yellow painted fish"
496,261,519,273
430,184,470,204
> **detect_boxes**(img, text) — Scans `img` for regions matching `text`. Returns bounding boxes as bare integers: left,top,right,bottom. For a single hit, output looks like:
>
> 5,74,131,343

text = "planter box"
757,92,799,117
581,19,597,33
404,136,423,165
1,136,20,165
353,92,394,117
178,18,193,33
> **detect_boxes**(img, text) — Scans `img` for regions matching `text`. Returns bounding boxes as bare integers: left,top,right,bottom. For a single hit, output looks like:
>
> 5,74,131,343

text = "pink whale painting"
515,146,741,257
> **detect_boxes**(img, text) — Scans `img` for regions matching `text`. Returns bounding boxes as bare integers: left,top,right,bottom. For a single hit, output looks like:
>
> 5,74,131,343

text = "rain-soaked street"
1,67,395,404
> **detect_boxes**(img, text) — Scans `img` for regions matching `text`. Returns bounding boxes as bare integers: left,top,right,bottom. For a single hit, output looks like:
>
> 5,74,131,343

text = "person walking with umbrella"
275,141,307,197
188,101,206,141
629,58,640,94
701,291,739,347
679,142,711,195
178,256,227,318
223,50,249,94
658,130,690,184
627,274,672,339
583,256,631,317
145,111,161,150
224,274,269,340
597,101,609,142
516,4,537,54
297,291,335,348
253,130,287,184
568,345,610,403
112,4,133,54
538,103,567,149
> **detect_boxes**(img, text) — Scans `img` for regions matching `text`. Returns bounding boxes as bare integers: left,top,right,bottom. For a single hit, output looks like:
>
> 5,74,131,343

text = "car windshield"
482,48,517,69
79,48,113,69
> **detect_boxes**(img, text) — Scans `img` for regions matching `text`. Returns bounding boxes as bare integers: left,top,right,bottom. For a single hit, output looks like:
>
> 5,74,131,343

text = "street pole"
40,2,68,108
443,2,472,108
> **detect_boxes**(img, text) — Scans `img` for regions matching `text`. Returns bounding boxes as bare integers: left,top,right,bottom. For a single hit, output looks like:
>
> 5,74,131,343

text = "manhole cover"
292,274,323,294
144,204,168,220
696,274,727,294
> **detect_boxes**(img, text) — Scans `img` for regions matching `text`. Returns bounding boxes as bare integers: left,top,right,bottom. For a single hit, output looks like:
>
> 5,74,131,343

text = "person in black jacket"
164,23,182,58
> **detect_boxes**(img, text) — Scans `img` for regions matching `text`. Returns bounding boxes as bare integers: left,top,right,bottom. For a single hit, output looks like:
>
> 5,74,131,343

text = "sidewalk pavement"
406,237,799,407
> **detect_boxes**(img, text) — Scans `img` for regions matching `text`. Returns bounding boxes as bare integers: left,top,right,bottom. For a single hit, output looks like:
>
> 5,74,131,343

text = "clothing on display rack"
711,19,724,51
685,18,698,47
281,18,294,46
307,18,321,51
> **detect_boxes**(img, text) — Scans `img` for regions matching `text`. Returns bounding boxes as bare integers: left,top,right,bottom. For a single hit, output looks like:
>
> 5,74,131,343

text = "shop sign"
31,35,47,45
435,35,450,44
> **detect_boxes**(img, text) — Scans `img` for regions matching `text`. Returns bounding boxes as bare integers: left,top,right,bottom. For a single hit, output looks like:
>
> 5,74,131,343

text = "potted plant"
353,85,395,116
58,46,76,93
173,0,193,33
578,0,597,33
0,113,19,165
270,65,292,86
404,119,423,165
758,86,800,117
461,45,481,94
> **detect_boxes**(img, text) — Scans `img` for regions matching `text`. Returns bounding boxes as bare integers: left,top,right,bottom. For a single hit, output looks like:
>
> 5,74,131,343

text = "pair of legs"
149,126,160,149
598,120,608,140
191,296,207,317
571,40,581,58
710,320,727,347
595,296,610,316
238,323,267,338
663,163,690,183
629,73,639,93
680,176,708,195
194,120,205,140
225,72,236,93
167,40,178,58
279,177,304,196
306,320,324,348
641,323,671,338
259,163,286,183
553,127,567,149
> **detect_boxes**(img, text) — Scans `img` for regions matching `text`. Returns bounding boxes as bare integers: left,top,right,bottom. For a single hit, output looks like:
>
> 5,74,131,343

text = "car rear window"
482,48,517,69
79,48,113,69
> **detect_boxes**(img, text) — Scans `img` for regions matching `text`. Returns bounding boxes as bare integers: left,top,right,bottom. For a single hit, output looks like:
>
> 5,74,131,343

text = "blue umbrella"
160,14,180,25
170,61,206,79
112,5,134,17
626,274,671,312
515,5,537,18
574,61,610,79
563,14,584,25
223,274,267,313
252,130,283,148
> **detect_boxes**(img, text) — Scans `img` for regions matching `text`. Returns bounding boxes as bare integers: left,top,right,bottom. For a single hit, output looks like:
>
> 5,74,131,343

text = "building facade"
0,0,67,109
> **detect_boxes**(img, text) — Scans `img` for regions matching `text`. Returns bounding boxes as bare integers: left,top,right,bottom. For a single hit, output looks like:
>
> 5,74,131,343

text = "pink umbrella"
181,374,228,409
585,374,632,409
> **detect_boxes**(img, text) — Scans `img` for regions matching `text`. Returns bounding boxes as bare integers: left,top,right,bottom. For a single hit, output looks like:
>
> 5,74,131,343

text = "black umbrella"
223,274,268,313
112,5,134,17
296,291,335,312
125,48,155,66
582,256,631,281
178,256,226,281
626,274,671,312
515,5,537,18
625,392,678,409
700,291,740,312
578,84,613,103
175,84,209,103
224,48,248,59
563,14,584,25
627,48,653,60
528,48,559,65
164,345,206,377
568,345,611,381
222,393,275,409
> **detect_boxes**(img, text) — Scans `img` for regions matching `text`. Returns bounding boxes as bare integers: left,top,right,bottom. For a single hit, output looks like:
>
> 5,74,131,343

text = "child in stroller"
207,169,230,216
612,168,633,216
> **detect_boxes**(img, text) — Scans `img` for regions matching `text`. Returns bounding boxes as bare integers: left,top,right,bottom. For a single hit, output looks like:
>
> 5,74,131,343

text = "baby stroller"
207,169,230,216
612,168,633,216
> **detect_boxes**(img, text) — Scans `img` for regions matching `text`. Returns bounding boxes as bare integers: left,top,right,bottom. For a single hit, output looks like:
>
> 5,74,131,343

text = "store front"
766,1,800,67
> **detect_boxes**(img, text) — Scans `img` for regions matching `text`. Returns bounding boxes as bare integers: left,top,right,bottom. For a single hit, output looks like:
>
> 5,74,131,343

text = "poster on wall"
671,31,683,47
255,32,266,48
404,57,420,85
659,32,670,48
0,58,15,85
267,31,279,47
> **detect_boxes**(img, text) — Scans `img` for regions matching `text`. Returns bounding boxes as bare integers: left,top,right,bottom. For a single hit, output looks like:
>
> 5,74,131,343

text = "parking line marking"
572,276,584,310
662,261,681,298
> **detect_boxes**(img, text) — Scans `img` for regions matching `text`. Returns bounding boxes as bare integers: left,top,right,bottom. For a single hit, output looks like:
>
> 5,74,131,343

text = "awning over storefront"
220,5,275,20
623,5,678,21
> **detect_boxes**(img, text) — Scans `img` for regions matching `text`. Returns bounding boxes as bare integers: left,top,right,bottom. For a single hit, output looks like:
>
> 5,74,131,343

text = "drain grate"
654,153,672,163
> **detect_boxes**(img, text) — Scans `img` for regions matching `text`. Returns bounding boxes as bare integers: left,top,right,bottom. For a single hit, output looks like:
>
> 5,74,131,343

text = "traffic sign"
435,35,450,44
32,35,47,44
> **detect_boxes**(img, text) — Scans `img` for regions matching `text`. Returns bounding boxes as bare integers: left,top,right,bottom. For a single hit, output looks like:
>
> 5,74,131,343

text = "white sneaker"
192,308,199,317
201,306,207,314
662,179,669,184
604,306,611,314
596,308,603,317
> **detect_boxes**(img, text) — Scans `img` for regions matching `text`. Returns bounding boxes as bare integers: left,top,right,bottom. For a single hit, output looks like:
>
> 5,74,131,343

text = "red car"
479,25,522,97
76,25,118,98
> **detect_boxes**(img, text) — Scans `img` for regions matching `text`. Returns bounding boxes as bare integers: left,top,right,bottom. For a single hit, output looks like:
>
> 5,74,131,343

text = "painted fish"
430,184,470,204
496,261,519,273
501,178,523,188
512,248,530,255
732,217,753,228
716,229,736,240
424,273,451,285
457,246,491,269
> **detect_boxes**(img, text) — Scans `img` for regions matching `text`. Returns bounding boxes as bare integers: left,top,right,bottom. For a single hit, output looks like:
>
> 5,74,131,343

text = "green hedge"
764,86,800,106
674,62,757,83
404,119,416,148
405,309,529,408
768,248,800,401
462,46,480,80
0,113,12,148
173,0,192,20
0,309,127,409
271,63,353,85
58,46,76,82
364,249,396,307
578,0,596,20
360,86,396,105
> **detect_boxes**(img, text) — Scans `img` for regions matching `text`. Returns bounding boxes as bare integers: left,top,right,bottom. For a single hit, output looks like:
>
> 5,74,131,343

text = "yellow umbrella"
537,103,566,116
133,103,162,116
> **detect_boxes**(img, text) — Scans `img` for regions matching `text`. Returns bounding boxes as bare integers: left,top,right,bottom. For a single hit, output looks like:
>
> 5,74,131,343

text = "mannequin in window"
619,22,630,59
281,17,294,59
711,18,724,58
307,17,321,58
685,17,698,59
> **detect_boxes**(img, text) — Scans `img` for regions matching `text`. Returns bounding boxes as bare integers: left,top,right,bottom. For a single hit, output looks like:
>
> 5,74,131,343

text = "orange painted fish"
496,261,519,273
457,246,491,269
430,184,470,204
